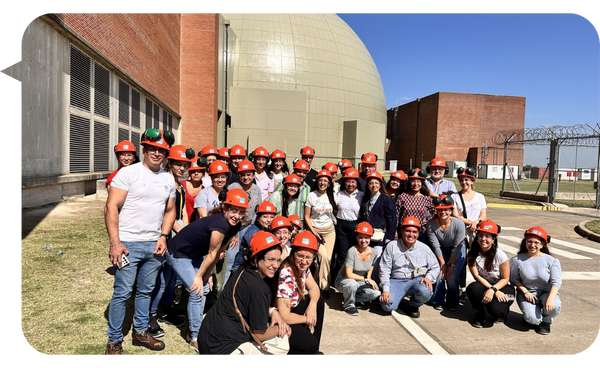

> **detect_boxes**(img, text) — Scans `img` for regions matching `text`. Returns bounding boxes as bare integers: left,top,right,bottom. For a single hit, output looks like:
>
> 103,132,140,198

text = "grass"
21,196,197,355
585,220,600,234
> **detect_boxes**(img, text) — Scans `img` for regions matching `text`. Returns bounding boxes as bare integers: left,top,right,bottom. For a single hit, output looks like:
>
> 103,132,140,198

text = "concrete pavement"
318,206,600,358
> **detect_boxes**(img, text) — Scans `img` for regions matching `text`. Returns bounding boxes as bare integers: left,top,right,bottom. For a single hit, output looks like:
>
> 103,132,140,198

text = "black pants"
288,295,325,354
332,219,358,276
466,282,515,321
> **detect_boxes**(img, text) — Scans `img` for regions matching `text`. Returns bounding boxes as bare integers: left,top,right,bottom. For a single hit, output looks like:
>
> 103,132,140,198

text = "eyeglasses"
457,167,476,176
145,147,166,155
294,253,314,261
430,167,445,172
478,233,494,239
262,257,283,265
227,208,246,216
172,162,191,169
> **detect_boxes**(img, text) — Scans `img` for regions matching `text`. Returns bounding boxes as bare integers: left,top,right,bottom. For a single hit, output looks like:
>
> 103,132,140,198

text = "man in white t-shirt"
104,129,176,355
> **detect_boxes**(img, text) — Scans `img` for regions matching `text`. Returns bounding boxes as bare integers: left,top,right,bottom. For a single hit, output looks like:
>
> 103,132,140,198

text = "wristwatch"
160,233,169,239
446,262,453,268
490,286,498,292
364,276,369,282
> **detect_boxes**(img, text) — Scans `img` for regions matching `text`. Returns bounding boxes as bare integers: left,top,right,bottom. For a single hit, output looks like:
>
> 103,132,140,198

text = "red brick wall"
180,14,220,152
386,92,525,170
56,13,181,111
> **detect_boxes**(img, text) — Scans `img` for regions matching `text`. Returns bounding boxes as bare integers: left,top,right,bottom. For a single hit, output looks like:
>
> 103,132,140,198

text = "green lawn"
585,220,600,234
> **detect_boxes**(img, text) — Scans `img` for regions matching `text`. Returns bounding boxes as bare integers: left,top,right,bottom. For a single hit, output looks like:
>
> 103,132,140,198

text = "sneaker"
447,305,458,312
356,301,370,310
536,322,551,335
470,319,484,328
158,309,186,328
187,333,199,353
403,305,420,318
132,330,166,351
344,306,359,316
148,313,165,338
431,303,443,311
173,284,184,305
105,341,123,355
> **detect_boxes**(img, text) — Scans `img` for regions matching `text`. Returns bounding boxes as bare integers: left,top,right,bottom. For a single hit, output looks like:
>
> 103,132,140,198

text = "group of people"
103,130,563,355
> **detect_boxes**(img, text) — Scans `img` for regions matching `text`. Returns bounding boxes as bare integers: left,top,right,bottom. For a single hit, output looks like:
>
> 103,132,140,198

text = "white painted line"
391,310,449,355
501,227,524,231
549,238,600,256
498,242,518,255
562,272,600,280
499,235,591,260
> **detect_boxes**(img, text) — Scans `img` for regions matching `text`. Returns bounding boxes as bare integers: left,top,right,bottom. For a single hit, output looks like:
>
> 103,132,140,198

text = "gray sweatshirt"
509,253,562,293
426,217,466,260
378,239,440,292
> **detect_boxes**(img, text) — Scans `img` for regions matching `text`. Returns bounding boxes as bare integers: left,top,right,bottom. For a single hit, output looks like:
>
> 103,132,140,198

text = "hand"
189,275,205,296
445,265,455,279
468,221,478,232
380,291,391,305
315,233,325,244
270,310,292,338
482,288,494,304
228,234,239,250
109,242,128,268
420,277,433,292
305,303,318,332
154,237,167,256
440,264,448,280
219,251,226,260
366,279,379,291
524,292,538,304
496,290,508,303
208,275,214,290
545,296,556,312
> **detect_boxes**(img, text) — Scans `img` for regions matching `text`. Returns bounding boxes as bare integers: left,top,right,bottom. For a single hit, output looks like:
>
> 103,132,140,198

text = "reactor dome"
222,13,387,165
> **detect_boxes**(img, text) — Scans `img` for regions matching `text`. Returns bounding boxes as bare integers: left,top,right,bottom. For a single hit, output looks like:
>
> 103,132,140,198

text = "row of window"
69,45,175,174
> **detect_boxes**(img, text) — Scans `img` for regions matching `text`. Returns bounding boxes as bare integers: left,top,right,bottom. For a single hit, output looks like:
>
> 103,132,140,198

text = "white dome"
223,13,387,161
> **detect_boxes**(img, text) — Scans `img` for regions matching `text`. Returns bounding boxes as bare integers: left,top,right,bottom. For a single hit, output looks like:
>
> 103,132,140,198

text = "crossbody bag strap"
458,192,468,219
232,268,269,352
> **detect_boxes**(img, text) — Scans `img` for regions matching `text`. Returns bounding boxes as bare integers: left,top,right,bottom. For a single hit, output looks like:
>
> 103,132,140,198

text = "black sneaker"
173,284,184,305
470,319,484,328
344,306,359,316
431,303,443,311
148,313,165,338
536,322,551,335
158,310,186,328
356,301,370,310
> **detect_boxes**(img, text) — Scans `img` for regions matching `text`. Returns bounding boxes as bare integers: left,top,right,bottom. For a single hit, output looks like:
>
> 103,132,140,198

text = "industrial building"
386,92,525,174
12,14,387,208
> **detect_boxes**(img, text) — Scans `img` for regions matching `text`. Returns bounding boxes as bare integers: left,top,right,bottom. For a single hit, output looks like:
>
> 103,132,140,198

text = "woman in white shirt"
252,147,275,201
451,167,487,244
465,220,514,328
305,169,338,298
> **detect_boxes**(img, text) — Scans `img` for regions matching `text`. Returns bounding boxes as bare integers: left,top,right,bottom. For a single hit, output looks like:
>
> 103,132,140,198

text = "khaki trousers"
313,223,336,290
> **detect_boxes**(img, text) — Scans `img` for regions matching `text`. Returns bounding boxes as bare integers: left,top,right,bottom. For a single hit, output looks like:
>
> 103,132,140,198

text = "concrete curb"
575,220,600,243
488,203,559,211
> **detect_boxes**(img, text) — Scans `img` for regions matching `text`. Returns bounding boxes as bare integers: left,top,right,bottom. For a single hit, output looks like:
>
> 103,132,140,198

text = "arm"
197,207,208,219
104,187,129,267
189,230,226,295
304,205,323,243
155,197,176,256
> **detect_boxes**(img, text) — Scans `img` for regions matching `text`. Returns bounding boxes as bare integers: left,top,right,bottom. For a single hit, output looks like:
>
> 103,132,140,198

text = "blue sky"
337,13,600,167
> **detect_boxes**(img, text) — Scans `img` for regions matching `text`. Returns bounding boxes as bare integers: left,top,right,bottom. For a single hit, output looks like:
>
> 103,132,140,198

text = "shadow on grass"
22,202,60,239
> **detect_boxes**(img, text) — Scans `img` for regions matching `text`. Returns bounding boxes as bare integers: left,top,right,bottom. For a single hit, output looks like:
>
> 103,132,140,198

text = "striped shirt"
273,180,311,221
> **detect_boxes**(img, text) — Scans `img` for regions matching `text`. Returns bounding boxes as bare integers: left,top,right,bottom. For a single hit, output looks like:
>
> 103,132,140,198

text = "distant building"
386,92,525,173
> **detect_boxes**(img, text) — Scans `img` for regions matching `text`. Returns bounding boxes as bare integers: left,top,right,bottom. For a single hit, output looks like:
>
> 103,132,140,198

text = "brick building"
386,92,525,173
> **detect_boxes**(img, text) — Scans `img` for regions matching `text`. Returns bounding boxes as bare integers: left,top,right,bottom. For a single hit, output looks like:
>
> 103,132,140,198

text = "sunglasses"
457,167,476,176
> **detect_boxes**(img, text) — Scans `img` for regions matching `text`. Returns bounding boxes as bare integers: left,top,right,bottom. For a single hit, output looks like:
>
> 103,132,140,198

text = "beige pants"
230,335,290,355
314,224,336,290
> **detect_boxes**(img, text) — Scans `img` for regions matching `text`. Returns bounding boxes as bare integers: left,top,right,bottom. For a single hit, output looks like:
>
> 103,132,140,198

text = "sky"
337,13,600,168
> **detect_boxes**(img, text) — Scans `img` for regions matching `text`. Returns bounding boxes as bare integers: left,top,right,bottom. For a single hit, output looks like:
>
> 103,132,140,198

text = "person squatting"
104,132,563,355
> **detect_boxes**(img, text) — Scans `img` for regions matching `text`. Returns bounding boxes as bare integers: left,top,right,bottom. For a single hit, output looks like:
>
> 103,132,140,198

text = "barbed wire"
492,123,600,146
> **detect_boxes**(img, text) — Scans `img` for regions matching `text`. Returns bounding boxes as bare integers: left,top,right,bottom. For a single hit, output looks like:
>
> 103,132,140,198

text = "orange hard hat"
271,149,286,160
323,162,338,174
457,167,477,181
390,170,407,181
429,157,446,168
288,214,302,229
229,144,247,157
300,146,315,157
316,169,332,180
257,201,277,215
114,140,136,154
284,174,302,185
237,159,256,173
291,231,319,251
477,220,500,236
343,168,360,179
361,152,377,164
401,216,422,231
208,160,230,175
141,129,172,151
338,159,353,170
407,168,427,181
253,146,269,158
354,222,374,237
222,188,250,209
218,147,230,159
201,145,218,157
188,156,206,171
366,171,384,184
524,226,550,244
293,159,310,172
248,231,282,259
270,215,293,232
167,145,194,162
432,194,454,210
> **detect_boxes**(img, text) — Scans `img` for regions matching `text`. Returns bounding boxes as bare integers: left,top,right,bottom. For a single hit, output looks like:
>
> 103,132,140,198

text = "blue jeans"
431,245,466,307
379,277,433,313
165,252,210,339
149,262,177,314
517,290,562,325
107,241,164,343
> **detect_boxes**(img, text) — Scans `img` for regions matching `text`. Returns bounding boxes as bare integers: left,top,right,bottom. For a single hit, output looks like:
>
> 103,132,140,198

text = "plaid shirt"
395,192,435,232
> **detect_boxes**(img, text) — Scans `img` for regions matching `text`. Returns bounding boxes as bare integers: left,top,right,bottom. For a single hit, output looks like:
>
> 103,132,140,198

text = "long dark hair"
385,177,406,197
404,178,430,196
282,183,301,217
517,236,552,256
362,177,389,206
317,177,338,213
467,233,498,272
268,158,290,176
274,246,315,301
